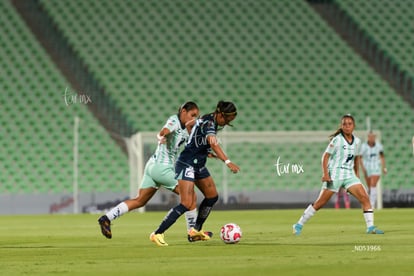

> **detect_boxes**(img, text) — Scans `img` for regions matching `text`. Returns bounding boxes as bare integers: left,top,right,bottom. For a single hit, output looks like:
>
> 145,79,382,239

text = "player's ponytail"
329,114,355,140
329,128,342,141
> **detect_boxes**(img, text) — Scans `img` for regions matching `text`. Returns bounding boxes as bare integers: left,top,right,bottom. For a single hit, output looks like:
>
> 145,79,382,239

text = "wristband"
225,159,231,164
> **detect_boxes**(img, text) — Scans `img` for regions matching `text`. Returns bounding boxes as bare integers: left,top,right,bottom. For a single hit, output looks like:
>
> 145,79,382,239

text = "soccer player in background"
360,131,387,209
293,114,384,235
150,100,240,246
335,187,351,209
98,102,207,240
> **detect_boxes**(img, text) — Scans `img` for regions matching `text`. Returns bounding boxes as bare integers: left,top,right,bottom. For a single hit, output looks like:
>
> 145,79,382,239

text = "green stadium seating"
0,0,129,194
36,0,414,190
1,0,412,194
335,0,414,82
332,0,414,189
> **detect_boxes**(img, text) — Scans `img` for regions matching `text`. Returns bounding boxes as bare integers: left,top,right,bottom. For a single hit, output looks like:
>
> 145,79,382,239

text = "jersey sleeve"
325,137,337,155
203,119,217,137
355,137,362,156
378,142,384,153
163,115,180,133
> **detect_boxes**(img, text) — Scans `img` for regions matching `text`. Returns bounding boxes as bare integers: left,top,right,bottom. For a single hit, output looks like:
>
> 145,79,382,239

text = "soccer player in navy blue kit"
150,101,240,246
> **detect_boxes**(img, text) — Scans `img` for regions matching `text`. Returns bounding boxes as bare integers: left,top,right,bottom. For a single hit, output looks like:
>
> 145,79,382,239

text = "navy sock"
155,204,189,234
195,196,218,230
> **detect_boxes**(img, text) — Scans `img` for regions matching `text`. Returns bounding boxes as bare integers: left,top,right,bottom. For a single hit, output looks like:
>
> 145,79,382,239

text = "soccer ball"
220,223,242,244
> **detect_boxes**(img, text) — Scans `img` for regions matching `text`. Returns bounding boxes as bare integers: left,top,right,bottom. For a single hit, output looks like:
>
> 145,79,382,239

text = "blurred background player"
292,114,384,235
98,102,202,239
361,131,387,209
150,101,240,246
335,187,350,209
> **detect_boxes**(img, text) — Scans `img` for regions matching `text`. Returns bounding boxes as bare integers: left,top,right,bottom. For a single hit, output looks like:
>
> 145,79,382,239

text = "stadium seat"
1,0,412,194
0,0,129,194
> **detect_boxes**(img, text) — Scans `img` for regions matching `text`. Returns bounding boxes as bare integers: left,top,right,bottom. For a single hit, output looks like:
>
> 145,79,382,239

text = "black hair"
178,101,199,114
215,100,237,117
329,114,355,140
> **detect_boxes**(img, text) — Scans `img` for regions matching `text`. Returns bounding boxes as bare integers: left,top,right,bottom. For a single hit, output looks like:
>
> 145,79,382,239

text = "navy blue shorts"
175,160,211,181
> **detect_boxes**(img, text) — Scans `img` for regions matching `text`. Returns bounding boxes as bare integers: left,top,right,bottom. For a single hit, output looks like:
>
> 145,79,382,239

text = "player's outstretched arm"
207,135,239,173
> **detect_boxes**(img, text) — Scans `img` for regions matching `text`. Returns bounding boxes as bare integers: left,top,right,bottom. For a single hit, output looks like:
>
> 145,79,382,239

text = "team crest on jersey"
184,166,195,178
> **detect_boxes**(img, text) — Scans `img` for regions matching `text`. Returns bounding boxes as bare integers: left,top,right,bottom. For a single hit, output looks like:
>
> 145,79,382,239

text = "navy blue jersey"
177,113,217,167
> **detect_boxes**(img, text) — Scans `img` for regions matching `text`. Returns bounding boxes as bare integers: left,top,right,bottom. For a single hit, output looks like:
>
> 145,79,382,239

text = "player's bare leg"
98,188,157,239
293,189,335,235
348,184,384,234
367,175,380,208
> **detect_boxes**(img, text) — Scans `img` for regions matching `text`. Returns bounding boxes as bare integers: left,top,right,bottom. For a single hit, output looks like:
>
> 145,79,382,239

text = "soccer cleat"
150,232,168,246
292,223,303,235
188,231,213,242
188,227,211,241
366,226,384,234
98,215,112,239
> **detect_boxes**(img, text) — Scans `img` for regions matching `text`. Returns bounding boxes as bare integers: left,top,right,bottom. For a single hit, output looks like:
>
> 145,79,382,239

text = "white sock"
184,208,197,231
369,187,377,209
298,204,316,225
105,202,129,221
363,209,374,228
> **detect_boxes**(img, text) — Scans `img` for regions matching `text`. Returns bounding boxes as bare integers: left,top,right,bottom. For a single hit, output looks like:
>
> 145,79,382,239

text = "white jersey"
361,142,383,171
153,114,189,166
324,133,361,180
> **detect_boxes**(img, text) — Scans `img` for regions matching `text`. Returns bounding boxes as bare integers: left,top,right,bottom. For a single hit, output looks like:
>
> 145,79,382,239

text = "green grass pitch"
1,209,413,275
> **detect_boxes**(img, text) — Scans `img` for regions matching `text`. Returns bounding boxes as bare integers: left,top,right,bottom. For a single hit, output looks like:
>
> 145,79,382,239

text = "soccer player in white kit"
361,132,387,208
98,102,205,240
293,114,384,235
